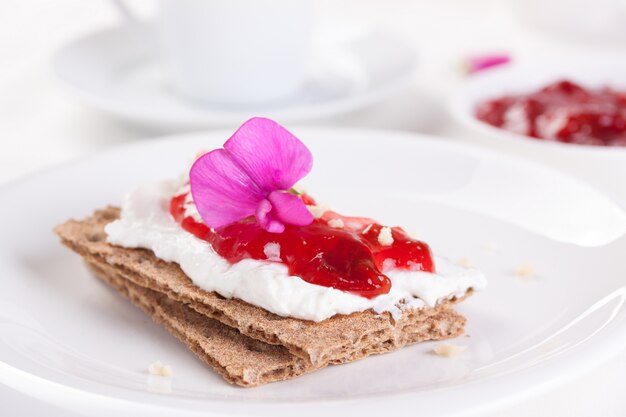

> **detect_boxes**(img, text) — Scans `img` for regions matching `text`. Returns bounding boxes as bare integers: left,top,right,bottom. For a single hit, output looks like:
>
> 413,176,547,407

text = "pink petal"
189,118,315,232
267,190,314,227
224,117,313,192
467,54,511,74
255,199,285,233
189,149,266,229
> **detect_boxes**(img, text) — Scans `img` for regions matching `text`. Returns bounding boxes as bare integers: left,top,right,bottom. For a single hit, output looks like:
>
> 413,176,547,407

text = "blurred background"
1,0,625,415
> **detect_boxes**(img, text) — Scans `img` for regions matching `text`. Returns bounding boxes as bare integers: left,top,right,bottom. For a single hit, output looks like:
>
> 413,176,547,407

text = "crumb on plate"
515,263,535,278
433,343,467,357
148,360,173,377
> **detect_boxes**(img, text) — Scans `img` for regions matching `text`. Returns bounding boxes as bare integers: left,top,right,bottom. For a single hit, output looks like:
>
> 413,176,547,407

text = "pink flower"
189,117,314,233
466,54,511,74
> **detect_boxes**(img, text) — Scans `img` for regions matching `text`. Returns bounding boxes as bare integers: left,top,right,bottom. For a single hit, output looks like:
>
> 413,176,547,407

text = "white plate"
449,57,626,205
1,128,626,417
52,25,417,129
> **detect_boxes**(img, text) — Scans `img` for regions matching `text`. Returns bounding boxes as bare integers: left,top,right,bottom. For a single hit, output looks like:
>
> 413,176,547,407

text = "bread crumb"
148,360,173,377
377,227,394,246
307,204,328,219
456,257,475,268
263,242,281,262
433,343,467,357
381,258,396,271
515,263,534,278
328,218,344,229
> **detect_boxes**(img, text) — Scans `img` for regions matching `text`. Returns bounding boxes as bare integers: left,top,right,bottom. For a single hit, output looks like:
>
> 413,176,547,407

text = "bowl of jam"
450,59,626,205
475,79,626,147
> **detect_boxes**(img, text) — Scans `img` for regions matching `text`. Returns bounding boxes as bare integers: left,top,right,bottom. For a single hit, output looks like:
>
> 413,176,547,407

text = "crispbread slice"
55,207,467,367
85,260,313,387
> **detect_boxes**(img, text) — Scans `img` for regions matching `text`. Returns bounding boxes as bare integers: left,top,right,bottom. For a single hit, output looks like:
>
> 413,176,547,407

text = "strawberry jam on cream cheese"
170,191,434,299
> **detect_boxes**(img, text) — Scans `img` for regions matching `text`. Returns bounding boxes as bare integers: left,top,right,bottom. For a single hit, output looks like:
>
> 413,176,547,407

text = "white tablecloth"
1,0,625,415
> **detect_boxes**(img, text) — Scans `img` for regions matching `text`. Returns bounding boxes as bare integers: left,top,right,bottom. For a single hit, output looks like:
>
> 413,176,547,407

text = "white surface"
1,0,626,416
52,23,417,128
1,129,626,417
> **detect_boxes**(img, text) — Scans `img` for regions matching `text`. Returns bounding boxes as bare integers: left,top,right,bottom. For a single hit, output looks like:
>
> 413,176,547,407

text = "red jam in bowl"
475,80,626,146
170,192,434,299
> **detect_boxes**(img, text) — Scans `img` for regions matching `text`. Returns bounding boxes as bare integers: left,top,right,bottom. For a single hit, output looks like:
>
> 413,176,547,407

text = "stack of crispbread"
55,207,470,387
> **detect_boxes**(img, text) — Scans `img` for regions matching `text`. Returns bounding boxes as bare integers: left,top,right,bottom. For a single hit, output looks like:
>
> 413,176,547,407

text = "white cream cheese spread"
105,180,487,322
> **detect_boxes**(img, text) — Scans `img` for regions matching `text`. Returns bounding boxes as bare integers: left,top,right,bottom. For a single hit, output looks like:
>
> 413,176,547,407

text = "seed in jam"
170,192,435,299
475,80,626,146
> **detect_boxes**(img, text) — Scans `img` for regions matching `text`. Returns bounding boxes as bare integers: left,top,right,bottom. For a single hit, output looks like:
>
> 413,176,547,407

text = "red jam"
476,80,626,146
170,193,434,299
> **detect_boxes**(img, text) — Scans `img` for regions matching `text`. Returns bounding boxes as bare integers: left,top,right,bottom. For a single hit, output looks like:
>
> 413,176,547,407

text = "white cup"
115,0,314,106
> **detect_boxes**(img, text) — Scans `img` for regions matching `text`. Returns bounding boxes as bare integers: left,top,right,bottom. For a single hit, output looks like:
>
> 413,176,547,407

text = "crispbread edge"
55,207,469,368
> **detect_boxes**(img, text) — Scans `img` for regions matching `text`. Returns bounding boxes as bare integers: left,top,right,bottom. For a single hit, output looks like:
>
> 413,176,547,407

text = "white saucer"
52,25,417,129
